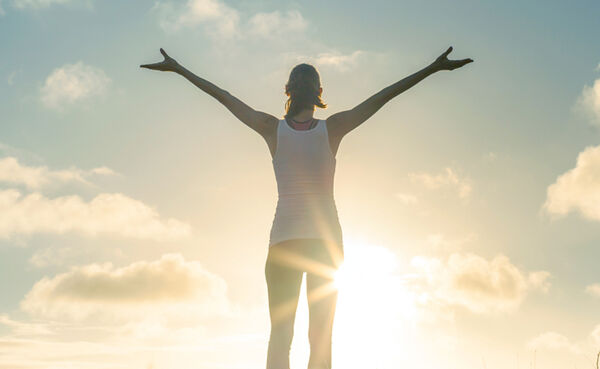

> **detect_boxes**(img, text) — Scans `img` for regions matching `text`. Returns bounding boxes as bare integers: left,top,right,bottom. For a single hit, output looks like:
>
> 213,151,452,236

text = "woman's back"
269,119,343,248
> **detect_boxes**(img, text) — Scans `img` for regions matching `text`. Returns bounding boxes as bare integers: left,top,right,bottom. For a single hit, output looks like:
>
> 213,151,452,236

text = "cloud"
154,0,240,38
41,62,110,110
424,232,478,252
543,145,600,222
155,0,308,42
394,192,418,204
0,189,191,240
409,252,550,314
29,246,74,267
409,167,472,199
527,324,600,355
21,254,229,321
12,0,89,10
247,10,307,38
482,151,497,162
153,0,377,77
0,254,242,367
575,77,600,125
591,324,600,346
0,156,115,189
28,245,124,268
585,283,600,298
527,332,582,354
313,50,364,72
6,70,18,85
0,143,43,162
0,315,52,336
281,49,383,73
0,1,5,15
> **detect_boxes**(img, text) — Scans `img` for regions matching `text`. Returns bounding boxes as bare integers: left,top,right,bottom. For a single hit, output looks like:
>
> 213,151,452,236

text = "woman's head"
284,63,326,119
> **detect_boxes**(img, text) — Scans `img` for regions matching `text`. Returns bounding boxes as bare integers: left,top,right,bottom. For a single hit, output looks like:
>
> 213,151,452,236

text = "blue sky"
1,0,600,368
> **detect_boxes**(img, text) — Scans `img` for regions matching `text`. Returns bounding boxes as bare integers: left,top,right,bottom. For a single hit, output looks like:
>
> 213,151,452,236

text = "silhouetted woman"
141,46,473,369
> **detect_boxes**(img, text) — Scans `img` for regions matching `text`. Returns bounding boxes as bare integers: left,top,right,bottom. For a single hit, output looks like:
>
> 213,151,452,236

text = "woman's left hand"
140,48,180,72
430,46,473,71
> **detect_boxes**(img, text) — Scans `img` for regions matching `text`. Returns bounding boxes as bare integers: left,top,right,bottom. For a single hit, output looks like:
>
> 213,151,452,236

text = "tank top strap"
281,118,323,133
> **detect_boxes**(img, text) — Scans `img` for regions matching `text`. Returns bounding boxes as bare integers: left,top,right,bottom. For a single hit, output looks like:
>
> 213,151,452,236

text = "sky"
1,0,600,368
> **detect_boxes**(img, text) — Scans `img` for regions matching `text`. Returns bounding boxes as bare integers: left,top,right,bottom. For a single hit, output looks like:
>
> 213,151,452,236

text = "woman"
141,46,473,369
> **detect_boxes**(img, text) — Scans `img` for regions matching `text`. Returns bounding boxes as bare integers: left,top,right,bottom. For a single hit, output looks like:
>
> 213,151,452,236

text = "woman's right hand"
140,48,180,72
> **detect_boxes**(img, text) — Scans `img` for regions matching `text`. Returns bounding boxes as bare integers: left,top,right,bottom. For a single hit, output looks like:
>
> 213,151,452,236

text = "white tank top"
269,118,343,248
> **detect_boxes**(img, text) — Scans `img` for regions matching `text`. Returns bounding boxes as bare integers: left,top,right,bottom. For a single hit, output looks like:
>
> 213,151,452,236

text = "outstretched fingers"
442,46,453,58
140,62,161,69
448,58,474,70
140,48,173,70
160,48,169,59
459,58,474,65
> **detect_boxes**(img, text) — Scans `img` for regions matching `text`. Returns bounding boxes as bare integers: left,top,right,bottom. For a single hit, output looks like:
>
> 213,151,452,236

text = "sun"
331,240,418,369
333,240,399,292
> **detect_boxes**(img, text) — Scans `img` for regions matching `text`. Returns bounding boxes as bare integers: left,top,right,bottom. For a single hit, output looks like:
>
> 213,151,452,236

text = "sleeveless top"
269,118,344,248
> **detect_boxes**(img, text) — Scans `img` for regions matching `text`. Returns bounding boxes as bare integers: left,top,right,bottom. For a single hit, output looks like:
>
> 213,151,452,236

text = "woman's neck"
289,108,314,122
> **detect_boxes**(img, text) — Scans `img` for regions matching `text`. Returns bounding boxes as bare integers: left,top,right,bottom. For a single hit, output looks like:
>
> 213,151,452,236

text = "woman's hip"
266,238,344,276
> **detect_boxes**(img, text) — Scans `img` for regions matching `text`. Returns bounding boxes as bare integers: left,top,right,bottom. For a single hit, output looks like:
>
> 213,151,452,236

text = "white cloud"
591,324,600,346
29,246,73,267
528,270,552,292
314,50,364,72
0,1,5,15
527,324,600,355
12,0,88,9
0,317,252,369
281,49,380,73
6,70,18,85
409,167,472,198
155,0,308,42
585,283,600,298
28,245,124,267
409,252,550,314
527,332,582,354
41,61,110,110
424,232,478,252
543,145,600,222
482,151,497,162
0,156,115,189
394,191,418,204
154,1,377,77
0,142,43,162
0,250,245,368
0,189,191,240
21,254,230,321
154,0,240,38
247,10,307,38
575,78,600,125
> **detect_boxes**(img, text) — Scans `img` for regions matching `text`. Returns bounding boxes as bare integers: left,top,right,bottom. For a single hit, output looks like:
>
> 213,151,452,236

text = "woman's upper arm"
325,108,362,139
219,91,278,137
250,110,279,138
326,91,387,138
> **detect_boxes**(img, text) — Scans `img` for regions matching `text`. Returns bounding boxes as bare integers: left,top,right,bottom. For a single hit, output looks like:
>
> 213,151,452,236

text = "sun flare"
331,240,418,368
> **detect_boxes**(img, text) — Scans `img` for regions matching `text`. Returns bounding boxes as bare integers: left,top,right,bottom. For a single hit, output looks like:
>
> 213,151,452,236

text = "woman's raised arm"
325,46,473,139
141,48,278,138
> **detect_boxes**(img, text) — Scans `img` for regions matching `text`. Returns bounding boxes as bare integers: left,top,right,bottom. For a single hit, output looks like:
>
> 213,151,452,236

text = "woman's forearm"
378,63,439,105
175,64,229,103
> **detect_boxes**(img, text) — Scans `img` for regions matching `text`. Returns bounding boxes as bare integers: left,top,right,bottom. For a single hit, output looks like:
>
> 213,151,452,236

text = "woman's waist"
274,195,338,216
275,176,335,194
275,192,336,203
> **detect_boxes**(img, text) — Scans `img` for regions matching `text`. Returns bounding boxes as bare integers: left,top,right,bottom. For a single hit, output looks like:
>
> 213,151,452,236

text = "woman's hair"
284,63,327,119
